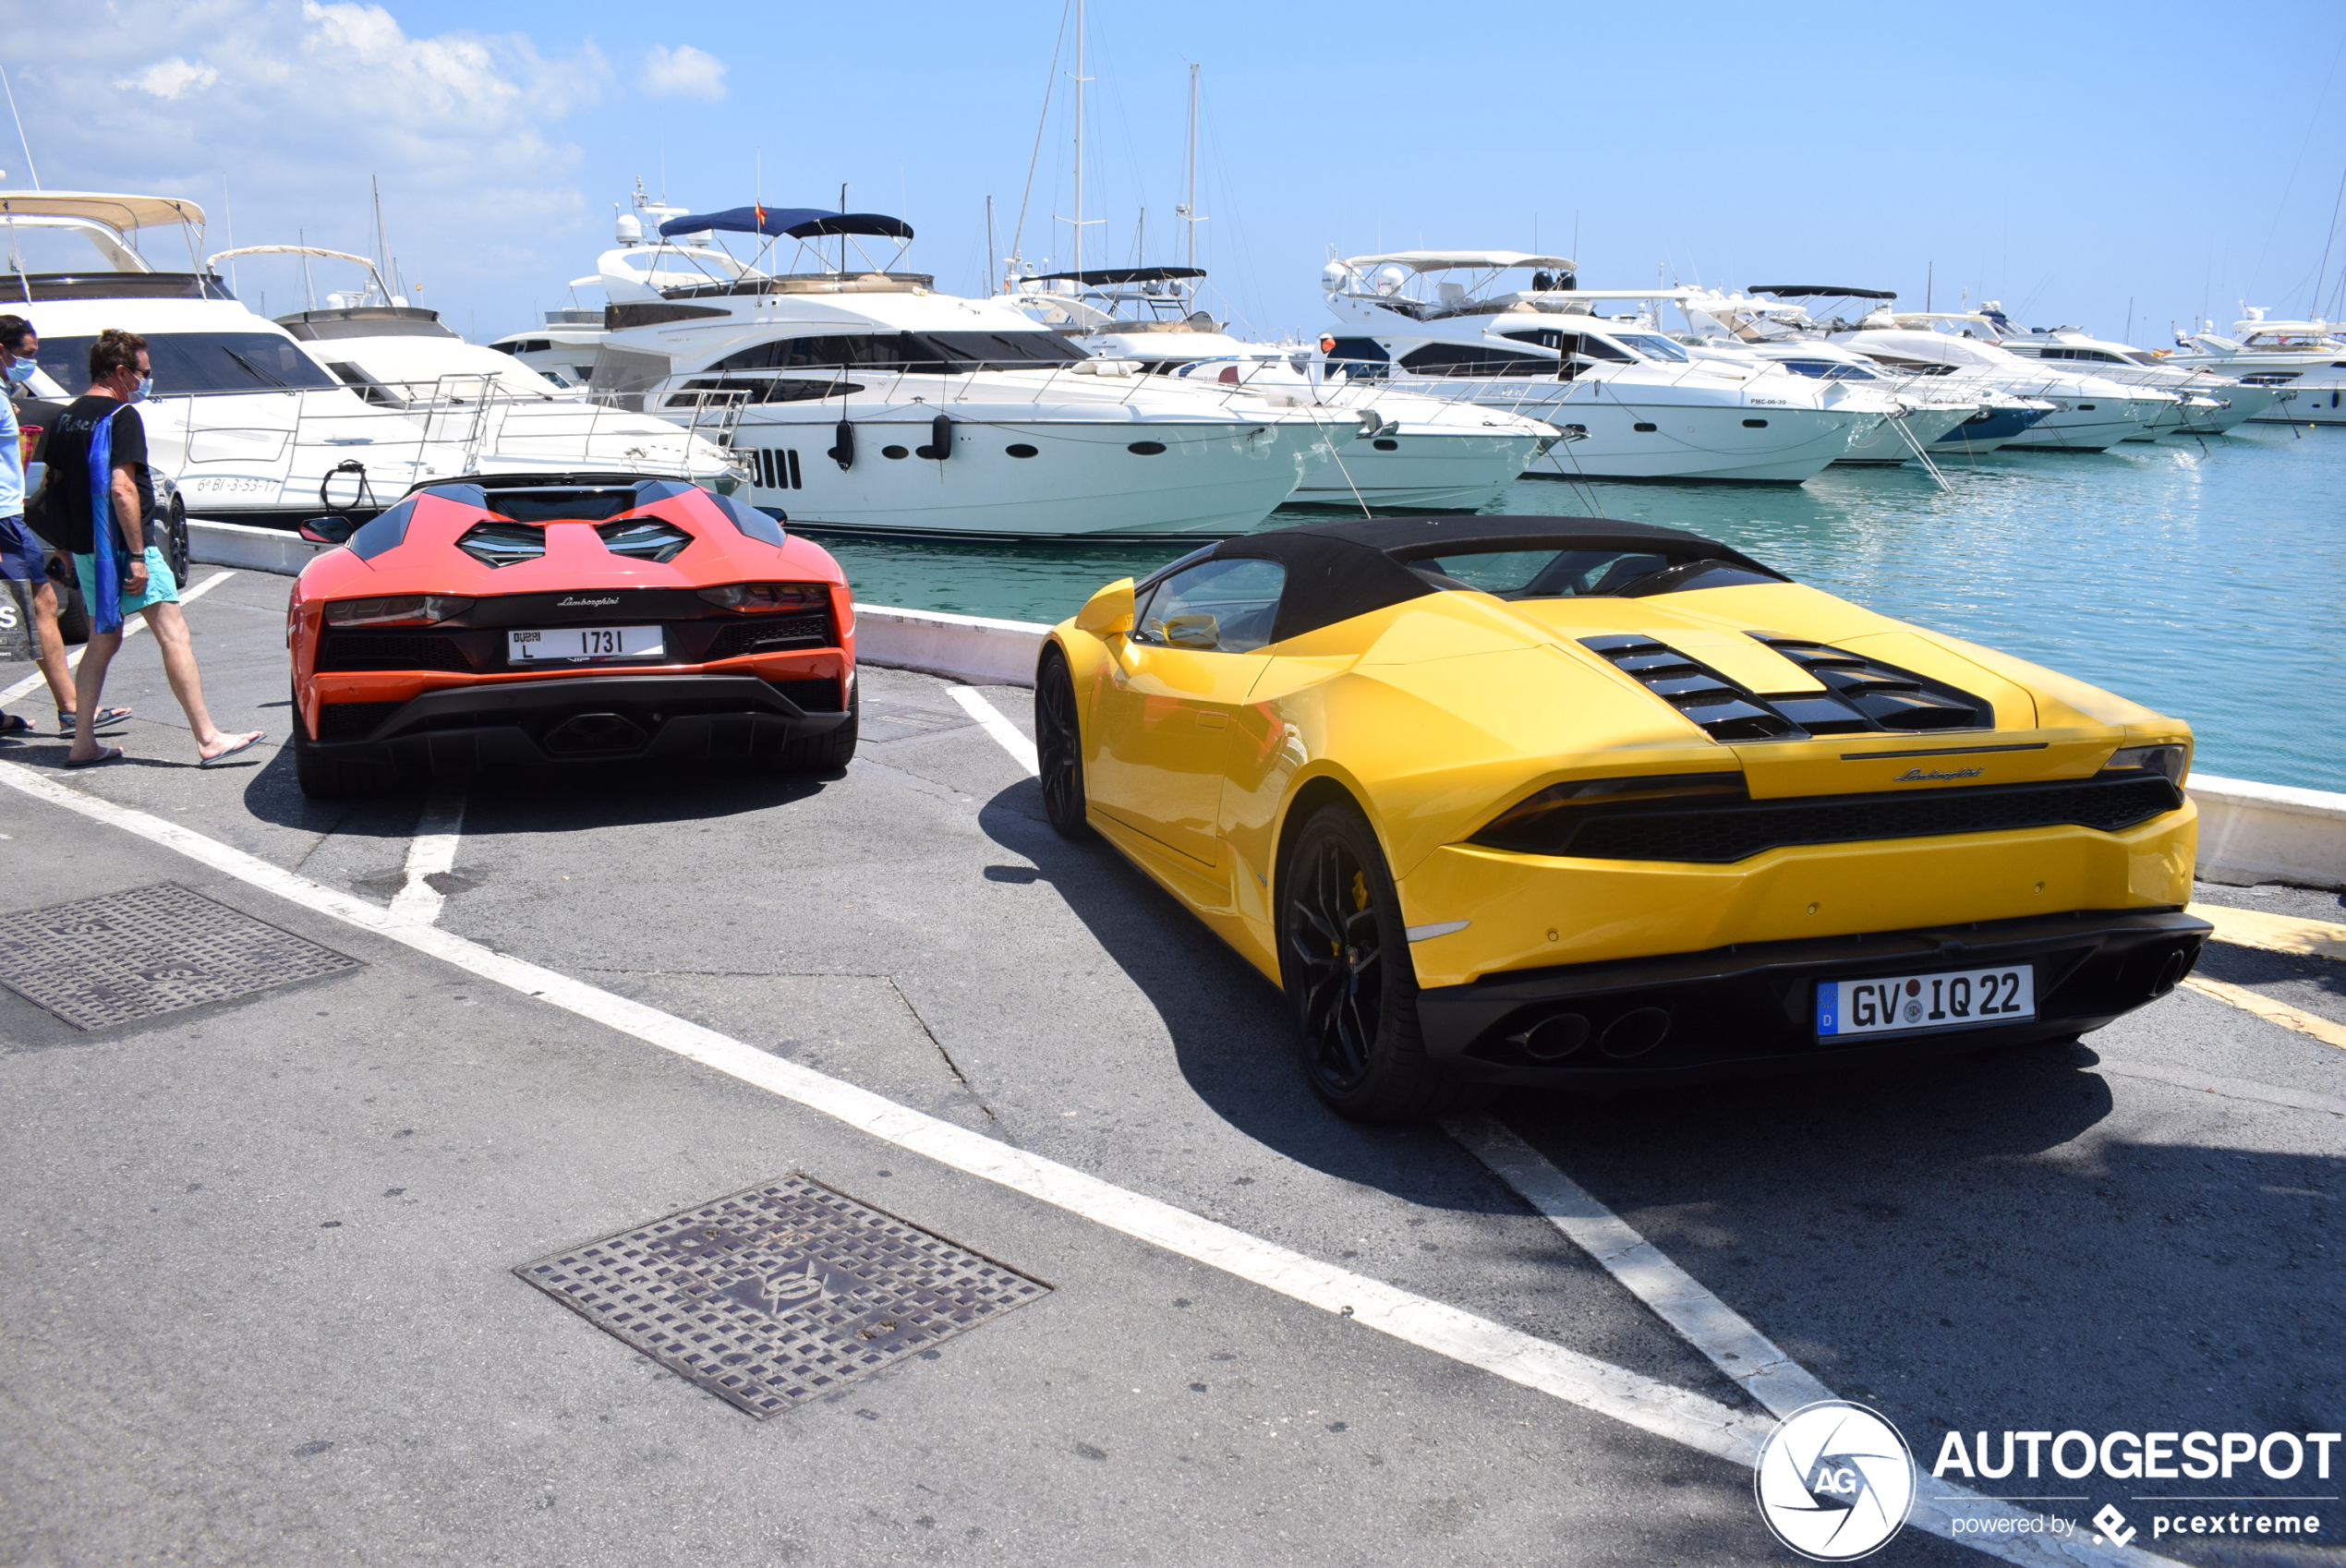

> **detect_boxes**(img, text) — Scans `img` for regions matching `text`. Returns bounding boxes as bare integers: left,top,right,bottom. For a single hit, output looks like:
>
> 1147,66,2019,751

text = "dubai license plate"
507,625,664,664
1815,964,2035,1040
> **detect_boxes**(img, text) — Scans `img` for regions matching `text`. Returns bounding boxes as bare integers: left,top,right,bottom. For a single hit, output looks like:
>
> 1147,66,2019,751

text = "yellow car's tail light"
1470,773,1747,855
2099,744,2188,784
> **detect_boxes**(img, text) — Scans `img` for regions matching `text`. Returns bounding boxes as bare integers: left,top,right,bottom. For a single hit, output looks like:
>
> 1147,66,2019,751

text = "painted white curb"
188,516,331,574
185,519,2346,886
853,604,1049,688
2190,773,2346,891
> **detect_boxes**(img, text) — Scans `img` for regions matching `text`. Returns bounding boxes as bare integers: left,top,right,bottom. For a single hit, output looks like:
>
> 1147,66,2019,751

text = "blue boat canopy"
657,207,914,241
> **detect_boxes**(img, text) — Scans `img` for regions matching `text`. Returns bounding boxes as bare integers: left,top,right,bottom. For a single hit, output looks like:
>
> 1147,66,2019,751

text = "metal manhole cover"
0,883,362,1031
517,1175,1050,1417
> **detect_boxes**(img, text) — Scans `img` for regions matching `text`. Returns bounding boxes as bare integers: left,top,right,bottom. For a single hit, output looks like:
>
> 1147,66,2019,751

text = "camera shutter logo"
1754,1401,1917,1561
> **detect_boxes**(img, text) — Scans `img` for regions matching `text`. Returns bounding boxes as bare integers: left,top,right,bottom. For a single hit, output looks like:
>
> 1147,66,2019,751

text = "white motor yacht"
488,309,604,388
241,246,739,488
1973,305,2273,435
1322,252,1895,483
1672,289,1982,463
2166,308,2346,425
1682,287,2055,455
588,204,1355,537
1007,266,1554,510
2,190,467,525
1821,309,2180,452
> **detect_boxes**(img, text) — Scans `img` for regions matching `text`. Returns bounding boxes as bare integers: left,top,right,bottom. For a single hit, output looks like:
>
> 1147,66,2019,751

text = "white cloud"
116,57,220,100
6,0,611,293
638,43,726,102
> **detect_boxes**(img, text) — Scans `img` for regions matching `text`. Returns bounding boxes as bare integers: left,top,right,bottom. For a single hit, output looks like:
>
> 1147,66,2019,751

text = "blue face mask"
131,373,152,402
3,356,33,385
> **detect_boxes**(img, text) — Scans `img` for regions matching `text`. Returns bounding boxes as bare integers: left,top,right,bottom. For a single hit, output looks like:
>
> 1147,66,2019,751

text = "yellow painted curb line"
2189,903,2346,961
2182,975,2346,1051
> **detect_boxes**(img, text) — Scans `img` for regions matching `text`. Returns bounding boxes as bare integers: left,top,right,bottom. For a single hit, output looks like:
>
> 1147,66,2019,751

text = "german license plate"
1815,964,2035,1039
507,625,663,664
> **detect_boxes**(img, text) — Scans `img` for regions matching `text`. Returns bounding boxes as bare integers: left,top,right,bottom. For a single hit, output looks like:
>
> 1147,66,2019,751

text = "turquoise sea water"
824,428,2346,792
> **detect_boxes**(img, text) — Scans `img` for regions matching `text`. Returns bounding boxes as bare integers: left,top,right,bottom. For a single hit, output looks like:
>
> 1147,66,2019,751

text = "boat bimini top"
1,189,217,299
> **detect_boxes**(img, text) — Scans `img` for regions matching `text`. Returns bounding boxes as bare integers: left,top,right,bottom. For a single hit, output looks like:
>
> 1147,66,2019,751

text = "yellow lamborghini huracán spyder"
1034,516,2207,1121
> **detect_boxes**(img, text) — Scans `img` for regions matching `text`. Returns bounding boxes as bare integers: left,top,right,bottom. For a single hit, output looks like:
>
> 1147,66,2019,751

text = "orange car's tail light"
697,582,830,612
325,594,473,627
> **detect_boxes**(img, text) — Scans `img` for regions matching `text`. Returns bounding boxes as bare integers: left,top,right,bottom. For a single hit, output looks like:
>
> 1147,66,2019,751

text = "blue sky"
13,0,2346,344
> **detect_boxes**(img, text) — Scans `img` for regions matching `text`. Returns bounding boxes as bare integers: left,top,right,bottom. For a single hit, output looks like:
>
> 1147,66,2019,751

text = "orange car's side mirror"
1074,577,1136,637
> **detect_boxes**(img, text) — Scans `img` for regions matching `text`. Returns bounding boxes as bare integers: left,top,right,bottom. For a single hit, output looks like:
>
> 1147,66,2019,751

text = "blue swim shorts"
69,545,180,617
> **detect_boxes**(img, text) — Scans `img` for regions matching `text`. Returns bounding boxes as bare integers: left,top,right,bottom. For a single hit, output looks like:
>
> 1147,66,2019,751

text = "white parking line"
0,569,239,706
388,787,466,924
1447,1115,2183,1567
0,757,1768,1468
1447,1114,1833,1416
947,685,1037,776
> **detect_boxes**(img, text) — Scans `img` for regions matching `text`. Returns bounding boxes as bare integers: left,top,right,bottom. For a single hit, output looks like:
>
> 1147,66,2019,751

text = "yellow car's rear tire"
1034,647,1094,840
1280,802,1489,1122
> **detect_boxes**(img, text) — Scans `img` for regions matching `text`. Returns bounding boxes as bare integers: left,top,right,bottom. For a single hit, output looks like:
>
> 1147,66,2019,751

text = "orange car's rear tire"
1279,802,1487,1123
1034,647,1094,840
771,688,858,773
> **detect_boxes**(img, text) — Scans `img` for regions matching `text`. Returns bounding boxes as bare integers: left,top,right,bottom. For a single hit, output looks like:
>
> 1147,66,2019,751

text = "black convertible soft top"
1155,516,1784,644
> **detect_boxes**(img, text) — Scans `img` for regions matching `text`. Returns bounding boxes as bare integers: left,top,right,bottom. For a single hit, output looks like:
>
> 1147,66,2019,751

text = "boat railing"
162,389,453,513
160,376,738,515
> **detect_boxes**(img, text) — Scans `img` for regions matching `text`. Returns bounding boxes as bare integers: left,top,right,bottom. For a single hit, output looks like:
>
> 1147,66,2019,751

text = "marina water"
825,428,2345,793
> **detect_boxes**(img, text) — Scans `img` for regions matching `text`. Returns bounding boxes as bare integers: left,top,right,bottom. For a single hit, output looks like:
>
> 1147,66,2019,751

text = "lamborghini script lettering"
1894,767,1985,782
557,596,623,609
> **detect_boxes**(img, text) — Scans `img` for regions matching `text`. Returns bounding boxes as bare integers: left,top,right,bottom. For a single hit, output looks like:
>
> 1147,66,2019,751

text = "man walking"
42,328,261,768
0,314,89,736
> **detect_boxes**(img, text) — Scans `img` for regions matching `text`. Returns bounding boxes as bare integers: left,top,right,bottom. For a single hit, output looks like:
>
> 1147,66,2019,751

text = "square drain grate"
0,883,362,1031
517,1175,1050,1417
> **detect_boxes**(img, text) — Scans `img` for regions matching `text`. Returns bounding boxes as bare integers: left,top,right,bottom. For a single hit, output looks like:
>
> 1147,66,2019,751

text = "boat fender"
828,419,855,470
917,413,953,461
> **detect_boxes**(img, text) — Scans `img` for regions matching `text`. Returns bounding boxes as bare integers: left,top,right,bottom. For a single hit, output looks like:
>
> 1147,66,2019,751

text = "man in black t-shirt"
43,329,262,768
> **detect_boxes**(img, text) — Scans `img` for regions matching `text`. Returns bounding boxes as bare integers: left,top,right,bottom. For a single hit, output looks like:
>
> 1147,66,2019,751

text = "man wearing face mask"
41,328,262,768
0,314,86,736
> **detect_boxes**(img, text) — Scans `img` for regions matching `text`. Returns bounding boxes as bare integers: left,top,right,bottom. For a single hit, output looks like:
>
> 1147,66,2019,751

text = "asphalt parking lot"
2,567,2340,1567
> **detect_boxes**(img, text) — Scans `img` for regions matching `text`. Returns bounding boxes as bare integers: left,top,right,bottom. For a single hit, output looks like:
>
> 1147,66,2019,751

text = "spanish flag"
754,202,768,231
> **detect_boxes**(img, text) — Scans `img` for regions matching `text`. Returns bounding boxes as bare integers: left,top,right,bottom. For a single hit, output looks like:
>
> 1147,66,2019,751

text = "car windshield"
1412,547,1779,598
36,332,344,396
1132,558,1287,652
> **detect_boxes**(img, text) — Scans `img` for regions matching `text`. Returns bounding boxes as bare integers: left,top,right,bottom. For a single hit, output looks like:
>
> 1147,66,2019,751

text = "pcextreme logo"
1755,1402,1917,1562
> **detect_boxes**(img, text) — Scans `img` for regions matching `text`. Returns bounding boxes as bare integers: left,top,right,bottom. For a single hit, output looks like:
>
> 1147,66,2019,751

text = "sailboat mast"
1071,0,1087,278
1184,63,1199,273
371,175,395,301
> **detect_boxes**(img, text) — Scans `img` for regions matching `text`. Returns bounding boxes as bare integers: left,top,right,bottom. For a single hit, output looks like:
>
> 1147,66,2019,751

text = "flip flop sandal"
199,732,266,768
0,714,29,735
57,707,133,733
63,746,125,769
